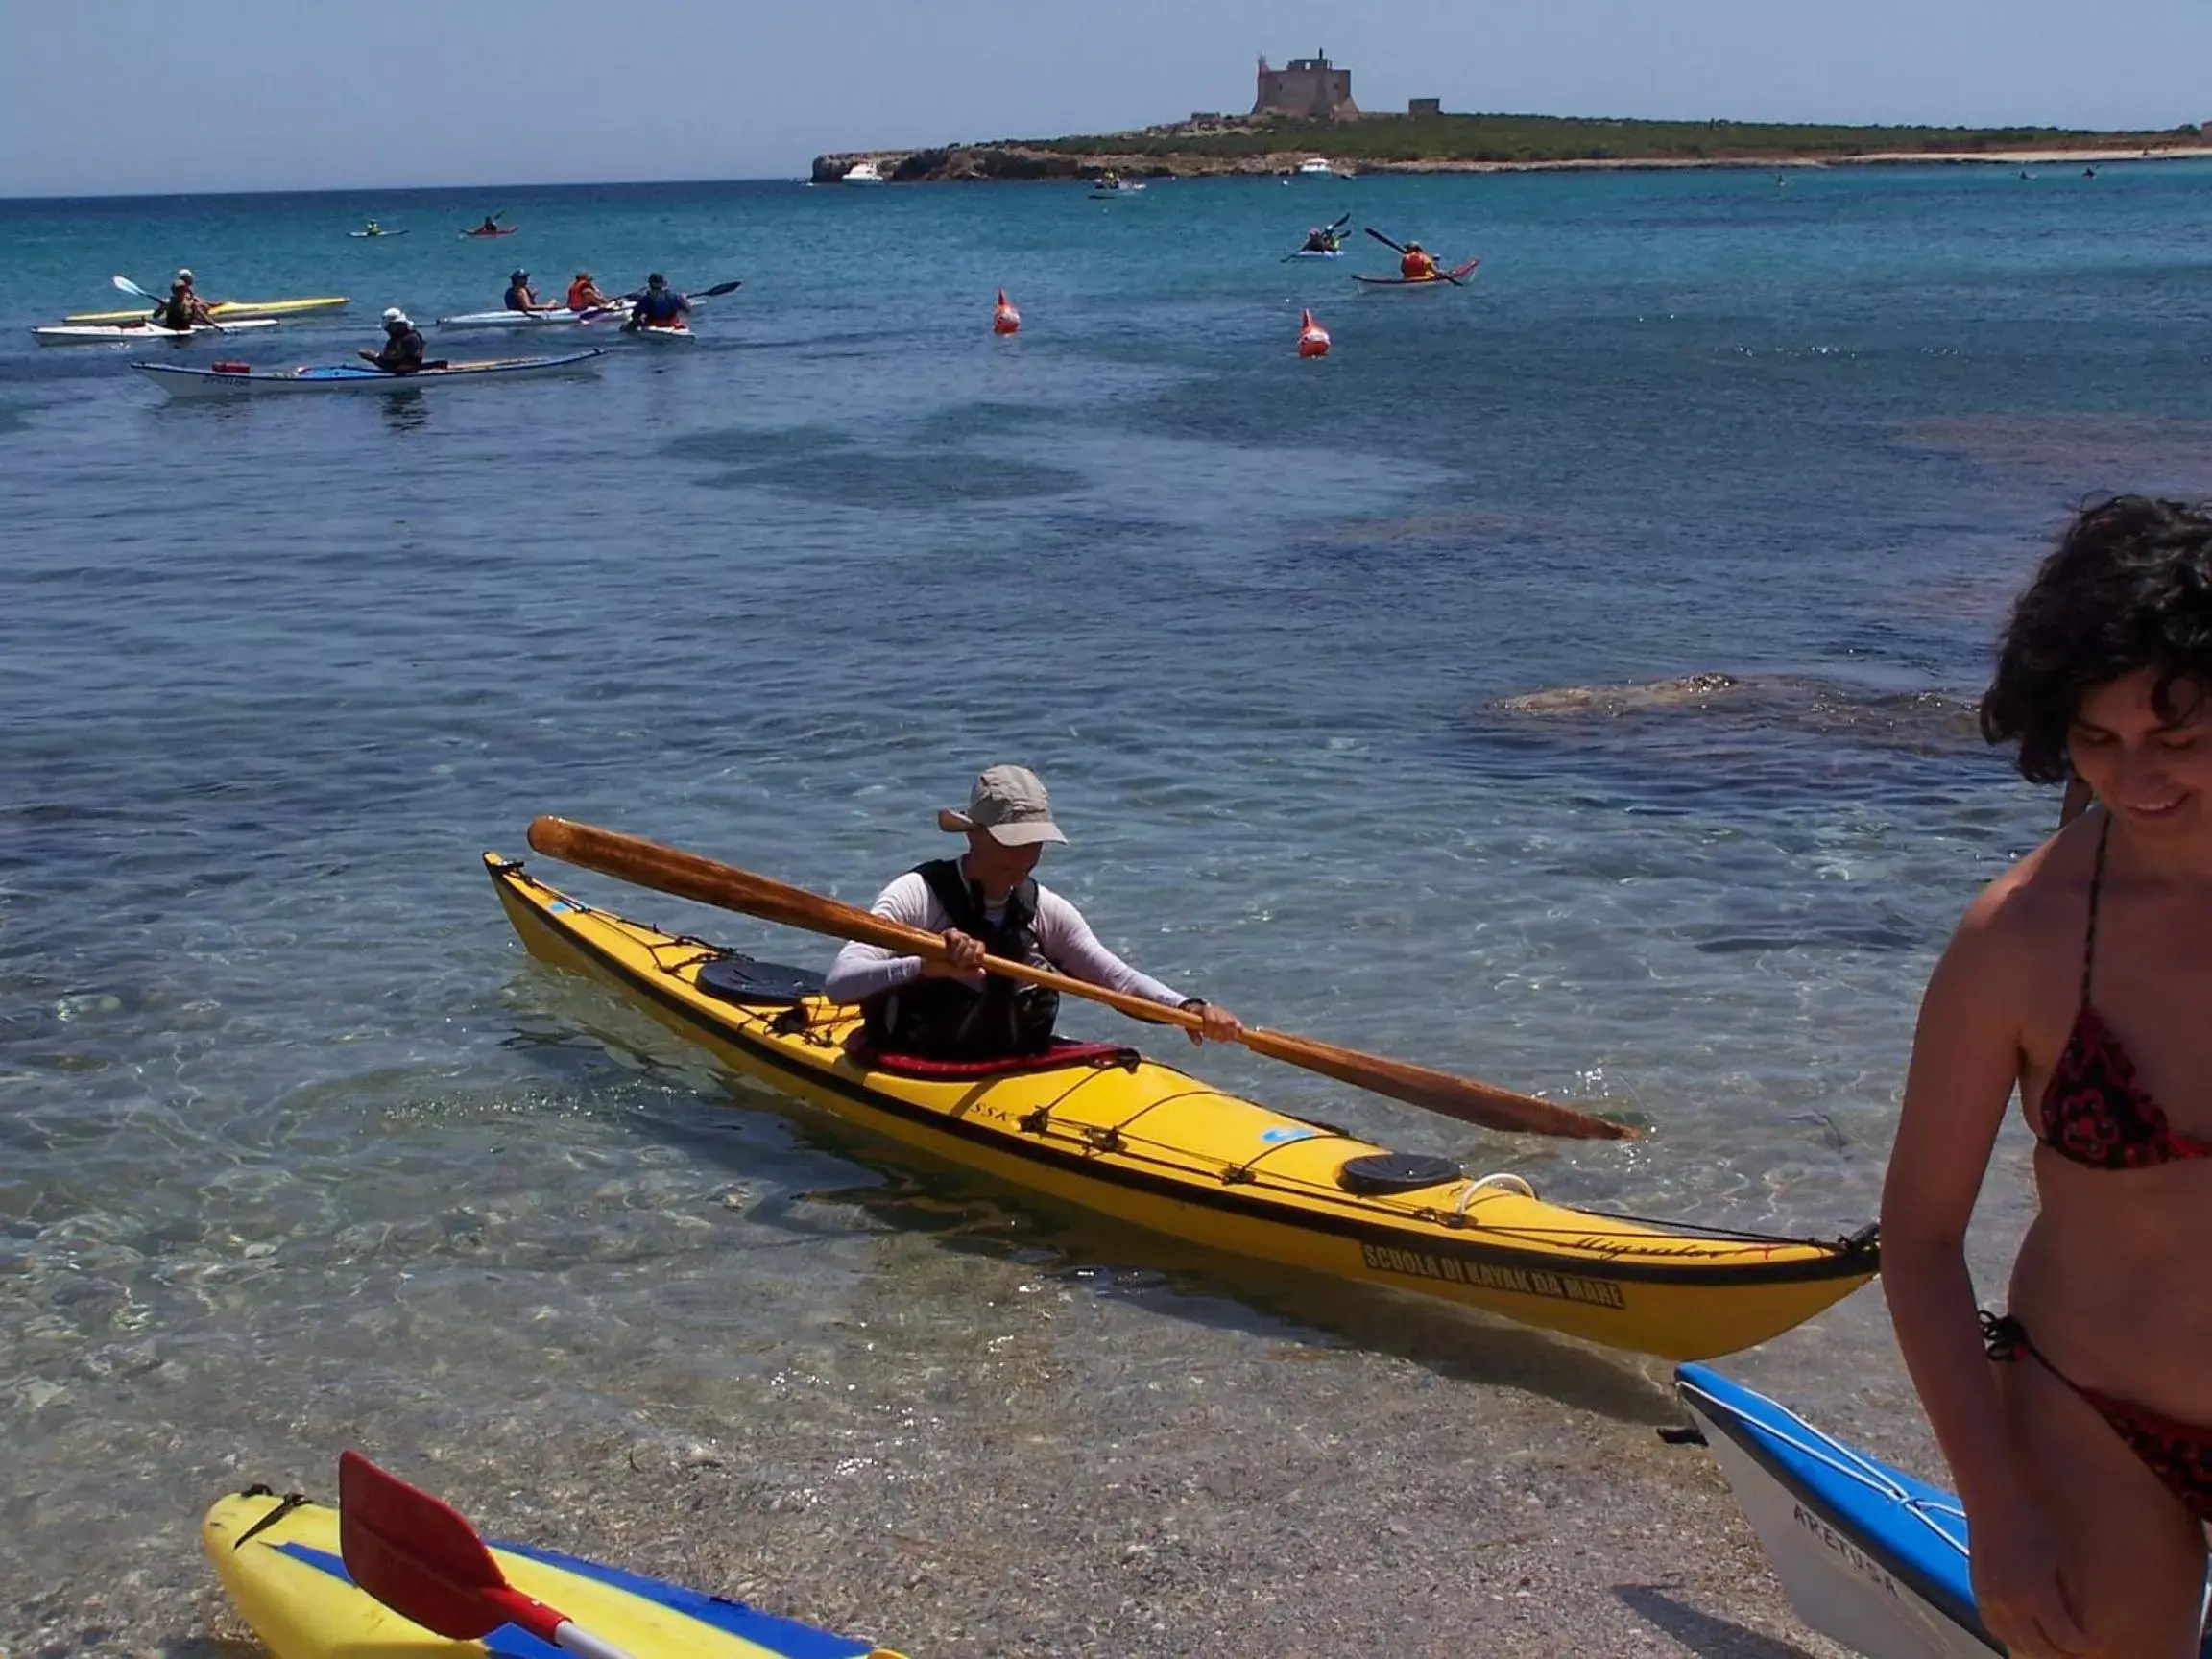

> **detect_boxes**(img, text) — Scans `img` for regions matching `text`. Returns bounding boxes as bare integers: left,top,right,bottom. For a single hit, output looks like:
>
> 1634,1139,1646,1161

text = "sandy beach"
13,1224,1867,1658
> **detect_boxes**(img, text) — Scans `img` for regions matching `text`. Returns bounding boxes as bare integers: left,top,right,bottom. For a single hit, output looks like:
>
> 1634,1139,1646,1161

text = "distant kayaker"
157,270,212,330
565,270,612,312
1882,495,2212,1658
359,307,426,373
822,765,1244,1061
503,270,548,313
1399,242,1440,282
363,219,382,236
626,273,689,330
475,214,502,235
1301,226,1339,252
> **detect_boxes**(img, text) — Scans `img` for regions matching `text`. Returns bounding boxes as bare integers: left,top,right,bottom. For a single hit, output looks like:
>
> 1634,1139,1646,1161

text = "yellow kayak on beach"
487,853,1878,1360
203,1487,902,1658
63,295,350,325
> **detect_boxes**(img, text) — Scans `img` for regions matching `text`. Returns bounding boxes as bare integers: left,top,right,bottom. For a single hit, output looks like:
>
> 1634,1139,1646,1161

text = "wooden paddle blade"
337,1451,506,1639
1240,1028,1633,1141
527,816,948,960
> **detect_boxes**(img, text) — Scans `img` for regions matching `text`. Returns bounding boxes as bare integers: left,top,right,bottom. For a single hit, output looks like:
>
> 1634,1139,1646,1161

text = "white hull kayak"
1287,248,1344,259
434,307,607,330
36,319,282,345
65,297,349,325
623,323,696,342
1676,1366,2212,1657
135,349,604,397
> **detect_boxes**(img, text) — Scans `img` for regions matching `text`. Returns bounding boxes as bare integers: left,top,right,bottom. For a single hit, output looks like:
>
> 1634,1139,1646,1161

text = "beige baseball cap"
936,765,1068,846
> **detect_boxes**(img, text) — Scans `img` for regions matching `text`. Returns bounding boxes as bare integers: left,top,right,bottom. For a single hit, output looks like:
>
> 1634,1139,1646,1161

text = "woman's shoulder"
1952,811,2100,955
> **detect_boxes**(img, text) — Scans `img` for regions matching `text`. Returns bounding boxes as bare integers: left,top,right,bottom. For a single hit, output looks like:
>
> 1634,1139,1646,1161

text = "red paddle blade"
337,1450,509,1640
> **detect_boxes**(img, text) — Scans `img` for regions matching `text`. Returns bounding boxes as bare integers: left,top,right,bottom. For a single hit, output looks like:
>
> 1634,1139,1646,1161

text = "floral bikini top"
2036,818,2212,1169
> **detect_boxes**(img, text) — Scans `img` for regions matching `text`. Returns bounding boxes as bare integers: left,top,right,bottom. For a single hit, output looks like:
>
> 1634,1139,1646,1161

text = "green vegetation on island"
1038,110,2210,166
814,110,2212,183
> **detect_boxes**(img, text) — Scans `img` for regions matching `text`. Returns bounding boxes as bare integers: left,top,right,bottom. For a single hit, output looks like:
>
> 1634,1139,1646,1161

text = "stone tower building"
1253,52,1358,120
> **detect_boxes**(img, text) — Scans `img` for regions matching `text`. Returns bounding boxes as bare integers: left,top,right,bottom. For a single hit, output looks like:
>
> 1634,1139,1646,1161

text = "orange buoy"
1297,308,1331,358
993,289,1021,335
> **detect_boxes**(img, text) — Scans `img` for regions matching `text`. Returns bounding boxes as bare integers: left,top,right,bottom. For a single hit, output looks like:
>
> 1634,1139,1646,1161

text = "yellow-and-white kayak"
64,295,350,325
487,854,1878,1360
204,1488,902,1659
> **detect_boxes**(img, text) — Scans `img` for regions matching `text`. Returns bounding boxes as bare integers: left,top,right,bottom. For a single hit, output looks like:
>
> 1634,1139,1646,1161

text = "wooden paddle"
525,816,1634,1142
1361,227,1466,286
337,1450,639,1659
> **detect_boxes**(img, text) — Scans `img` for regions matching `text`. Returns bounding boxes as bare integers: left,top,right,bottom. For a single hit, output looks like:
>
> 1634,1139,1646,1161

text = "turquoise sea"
7,162,2212,1649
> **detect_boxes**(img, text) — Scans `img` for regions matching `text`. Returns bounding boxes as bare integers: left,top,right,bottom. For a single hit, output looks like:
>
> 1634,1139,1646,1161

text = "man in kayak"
474,214,502,235
503,270,551,313
359,307,426,373
626,273,689,331
363,219,382,236
823,765,1244,1061
1300,226,1340,253
1399,241,1440,281
565,270,613,313
157,271,213,330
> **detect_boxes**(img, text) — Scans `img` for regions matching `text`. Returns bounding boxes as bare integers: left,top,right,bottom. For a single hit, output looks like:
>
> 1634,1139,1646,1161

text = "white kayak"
1676,1365,2212,1657
434,306,609,330
134,349,604,397
35,319,282,346
623,322,696,342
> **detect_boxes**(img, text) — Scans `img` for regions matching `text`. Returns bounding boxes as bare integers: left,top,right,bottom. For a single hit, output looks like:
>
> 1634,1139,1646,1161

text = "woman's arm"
1880,886,2034,1515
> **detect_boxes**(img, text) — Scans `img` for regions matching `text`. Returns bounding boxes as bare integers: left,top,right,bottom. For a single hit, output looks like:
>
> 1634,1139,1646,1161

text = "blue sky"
7,0,2210,197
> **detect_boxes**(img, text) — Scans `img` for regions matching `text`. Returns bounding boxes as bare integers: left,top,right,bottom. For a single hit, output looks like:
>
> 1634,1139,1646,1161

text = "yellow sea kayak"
203,1488,902,1658
487,854,1877,1360
63,295,350,325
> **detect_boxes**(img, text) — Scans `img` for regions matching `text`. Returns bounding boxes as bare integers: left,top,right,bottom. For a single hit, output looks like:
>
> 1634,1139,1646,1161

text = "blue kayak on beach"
1677,1365,2212,1658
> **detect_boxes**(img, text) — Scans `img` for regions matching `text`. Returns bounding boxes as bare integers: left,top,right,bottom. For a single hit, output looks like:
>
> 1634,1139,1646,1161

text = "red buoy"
993,289,1021,335
1297,309,1331,358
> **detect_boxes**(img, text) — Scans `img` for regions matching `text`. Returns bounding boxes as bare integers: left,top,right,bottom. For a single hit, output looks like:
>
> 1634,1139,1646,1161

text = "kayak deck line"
1675,1366,2007,1657
204,1486,902,1659
488,853,1878,1359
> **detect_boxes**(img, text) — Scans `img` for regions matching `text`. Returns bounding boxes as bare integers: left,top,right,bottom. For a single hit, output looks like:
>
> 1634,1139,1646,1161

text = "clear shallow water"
7,163,2212,1636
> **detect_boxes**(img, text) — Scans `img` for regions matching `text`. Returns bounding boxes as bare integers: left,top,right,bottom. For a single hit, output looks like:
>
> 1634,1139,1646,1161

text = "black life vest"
860,859,1060,1058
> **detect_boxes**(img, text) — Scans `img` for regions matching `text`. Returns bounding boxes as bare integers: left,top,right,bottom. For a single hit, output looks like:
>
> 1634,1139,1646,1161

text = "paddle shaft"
525,816,1631,1141
487,1589,632,1659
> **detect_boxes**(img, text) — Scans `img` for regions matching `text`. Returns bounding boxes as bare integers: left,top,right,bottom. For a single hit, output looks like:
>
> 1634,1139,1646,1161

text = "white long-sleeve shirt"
823,872,1189,1012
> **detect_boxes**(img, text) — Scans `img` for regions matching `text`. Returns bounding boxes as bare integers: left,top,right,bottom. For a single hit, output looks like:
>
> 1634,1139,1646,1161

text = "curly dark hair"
1981,495,2212,783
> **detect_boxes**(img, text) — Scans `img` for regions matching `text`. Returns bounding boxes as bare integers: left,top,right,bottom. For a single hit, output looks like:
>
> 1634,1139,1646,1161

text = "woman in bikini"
1885,495,2212,1657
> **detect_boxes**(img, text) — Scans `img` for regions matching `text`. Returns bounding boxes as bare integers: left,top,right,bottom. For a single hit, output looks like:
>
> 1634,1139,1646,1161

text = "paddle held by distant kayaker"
503,269,548,313
358,307,425,373
1399,241,1439,281
565,270,611,312
158,270,212,329
823,765,1243,1060
626,273,689,330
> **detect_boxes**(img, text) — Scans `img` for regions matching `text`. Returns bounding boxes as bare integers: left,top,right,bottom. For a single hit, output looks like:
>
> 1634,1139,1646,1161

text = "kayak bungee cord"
596,898,1869,1259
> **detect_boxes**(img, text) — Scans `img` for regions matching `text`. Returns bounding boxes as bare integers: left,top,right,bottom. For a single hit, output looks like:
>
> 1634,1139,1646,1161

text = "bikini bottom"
1984,1311,2212,1526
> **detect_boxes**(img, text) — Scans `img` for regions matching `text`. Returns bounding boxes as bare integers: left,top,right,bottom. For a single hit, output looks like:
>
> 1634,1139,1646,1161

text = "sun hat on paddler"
937,765,1068,847
382,307,411,326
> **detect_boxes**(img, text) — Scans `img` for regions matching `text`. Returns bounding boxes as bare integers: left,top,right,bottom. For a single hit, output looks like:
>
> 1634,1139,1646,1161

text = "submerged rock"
1493,672,1982,748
